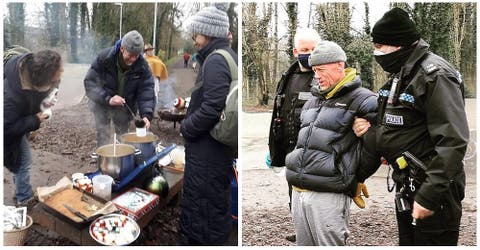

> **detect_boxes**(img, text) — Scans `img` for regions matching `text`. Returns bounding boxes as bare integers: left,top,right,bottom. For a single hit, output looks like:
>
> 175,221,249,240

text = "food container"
112,188,160,220
92,144,139,181
92,175,114,200
89,214,140,246
120,132,158,165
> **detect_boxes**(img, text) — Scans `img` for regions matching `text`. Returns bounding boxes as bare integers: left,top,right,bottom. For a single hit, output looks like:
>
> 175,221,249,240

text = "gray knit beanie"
188,3,230,38
309,40,347,66
121,30,144,54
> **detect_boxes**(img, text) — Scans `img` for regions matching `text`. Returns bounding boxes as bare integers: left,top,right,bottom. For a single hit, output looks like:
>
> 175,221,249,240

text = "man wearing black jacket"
84,30,155,146
4,49,63,206
268,28,321,210
354,8,468,245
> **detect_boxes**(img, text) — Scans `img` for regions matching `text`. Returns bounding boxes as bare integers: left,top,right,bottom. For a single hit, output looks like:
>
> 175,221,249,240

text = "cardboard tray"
41,187,108,228
112,187,160,221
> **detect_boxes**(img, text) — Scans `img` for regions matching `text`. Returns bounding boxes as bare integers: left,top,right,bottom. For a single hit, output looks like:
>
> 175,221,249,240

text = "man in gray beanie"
285,40,378,246
353,7,468,246
179,2,238,246
84,30,155,146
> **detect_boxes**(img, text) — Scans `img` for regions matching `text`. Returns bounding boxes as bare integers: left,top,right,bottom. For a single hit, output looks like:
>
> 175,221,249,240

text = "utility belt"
387,151,431,213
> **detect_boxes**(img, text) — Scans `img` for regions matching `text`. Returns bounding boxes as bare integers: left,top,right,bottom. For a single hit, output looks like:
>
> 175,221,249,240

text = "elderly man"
268,28,321,214
4,49,63,206
84,30,155,146
353,8,468,246
285,40,377,246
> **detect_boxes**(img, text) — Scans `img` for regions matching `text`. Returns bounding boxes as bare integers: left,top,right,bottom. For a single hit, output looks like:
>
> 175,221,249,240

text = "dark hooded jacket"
84,40,155,120
360,39,468,231
4,54,50,171
285,73,378,196
179,38,237,245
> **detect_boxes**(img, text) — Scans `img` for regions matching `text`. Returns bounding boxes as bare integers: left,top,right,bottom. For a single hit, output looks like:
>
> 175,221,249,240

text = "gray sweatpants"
291,189,351,246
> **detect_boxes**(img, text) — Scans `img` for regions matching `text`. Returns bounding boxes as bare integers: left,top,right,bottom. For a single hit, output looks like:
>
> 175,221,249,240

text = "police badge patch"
385,114,404,125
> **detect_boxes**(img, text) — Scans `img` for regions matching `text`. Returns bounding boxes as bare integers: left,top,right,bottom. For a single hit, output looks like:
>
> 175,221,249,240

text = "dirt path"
241,99,477,246
3,56,204,246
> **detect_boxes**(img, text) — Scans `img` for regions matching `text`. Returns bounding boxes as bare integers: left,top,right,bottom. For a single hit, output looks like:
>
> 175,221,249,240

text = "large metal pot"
92,144,139,181
120,132,158,164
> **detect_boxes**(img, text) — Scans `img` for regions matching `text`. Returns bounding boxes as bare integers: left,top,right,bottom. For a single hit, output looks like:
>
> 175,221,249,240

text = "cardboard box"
112,188,159,221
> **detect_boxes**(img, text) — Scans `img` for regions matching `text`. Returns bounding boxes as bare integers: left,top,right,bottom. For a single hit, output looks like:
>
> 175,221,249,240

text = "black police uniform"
268,62,314,208
375,39,468,245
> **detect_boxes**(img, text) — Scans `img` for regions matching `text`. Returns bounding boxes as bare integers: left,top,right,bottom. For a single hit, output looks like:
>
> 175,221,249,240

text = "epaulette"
421,62,439,75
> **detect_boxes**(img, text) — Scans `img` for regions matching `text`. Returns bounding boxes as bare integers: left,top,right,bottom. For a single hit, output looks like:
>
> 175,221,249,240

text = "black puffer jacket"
84,40,155,120
4,54,50,171
285,74,377,196
179,38,237,245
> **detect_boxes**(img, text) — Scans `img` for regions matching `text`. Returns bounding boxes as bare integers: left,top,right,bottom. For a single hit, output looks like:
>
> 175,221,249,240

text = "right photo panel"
242,1,476,246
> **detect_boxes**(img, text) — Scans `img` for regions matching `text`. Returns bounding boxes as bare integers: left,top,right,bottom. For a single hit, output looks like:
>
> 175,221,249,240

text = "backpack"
4,45,30,65
204,49,238,151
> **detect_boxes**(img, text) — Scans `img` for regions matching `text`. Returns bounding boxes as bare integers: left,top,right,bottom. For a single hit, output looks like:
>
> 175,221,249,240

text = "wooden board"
43,189,105,223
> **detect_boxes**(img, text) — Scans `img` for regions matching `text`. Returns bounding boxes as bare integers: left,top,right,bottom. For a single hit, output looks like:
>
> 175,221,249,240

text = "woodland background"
243,2,477,106
4,2,238,65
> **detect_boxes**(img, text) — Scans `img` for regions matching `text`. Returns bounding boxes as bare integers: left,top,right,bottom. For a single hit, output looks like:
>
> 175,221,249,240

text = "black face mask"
374,45,415,73
297,53,312,71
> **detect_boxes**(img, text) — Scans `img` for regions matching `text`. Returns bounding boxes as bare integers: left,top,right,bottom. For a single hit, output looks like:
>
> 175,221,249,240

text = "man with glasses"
84,30,155,146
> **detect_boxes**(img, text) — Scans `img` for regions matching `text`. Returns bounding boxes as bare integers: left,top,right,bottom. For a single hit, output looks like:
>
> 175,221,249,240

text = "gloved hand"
352,182,369,208
265,152,272,168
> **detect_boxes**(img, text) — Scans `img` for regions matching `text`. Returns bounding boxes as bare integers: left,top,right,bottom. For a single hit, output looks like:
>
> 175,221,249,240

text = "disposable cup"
136,127,147,137
92,175,114,200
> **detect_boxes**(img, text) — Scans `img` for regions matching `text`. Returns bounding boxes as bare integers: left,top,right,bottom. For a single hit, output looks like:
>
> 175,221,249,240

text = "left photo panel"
3,2,238,246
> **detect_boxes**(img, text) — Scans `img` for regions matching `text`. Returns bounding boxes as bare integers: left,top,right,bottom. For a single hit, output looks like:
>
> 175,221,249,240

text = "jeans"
13,135,34,203
90,102,132,147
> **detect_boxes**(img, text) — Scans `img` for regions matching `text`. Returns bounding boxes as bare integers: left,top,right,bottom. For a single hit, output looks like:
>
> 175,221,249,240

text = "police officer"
268,28,321,210
354,8,469,245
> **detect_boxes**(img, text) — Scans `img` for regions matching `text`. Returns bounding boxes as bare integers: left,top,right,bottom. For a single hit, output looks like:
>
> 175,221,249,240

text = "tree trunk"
452,3,467,69
69,3,79,63
6,3,25,46
286,3,298,62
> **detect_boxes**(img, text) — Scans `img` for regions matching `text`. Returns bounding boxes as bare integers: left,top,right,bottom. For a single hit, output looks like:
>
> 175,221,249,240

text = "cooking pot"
92,144,140,181
120,132,158,164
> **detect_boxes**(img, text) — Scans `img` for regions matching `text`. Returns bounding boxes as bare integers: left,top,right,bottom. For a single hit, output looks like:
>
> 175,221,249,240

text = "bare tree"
285,3,298,62
452,3,467,69
6,3,25,46
68,3,79,63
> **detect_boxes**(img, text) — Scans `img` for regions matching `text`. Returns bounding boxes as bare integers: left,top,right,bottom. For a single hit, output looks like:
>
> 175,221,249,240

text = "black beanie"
371,7,420,46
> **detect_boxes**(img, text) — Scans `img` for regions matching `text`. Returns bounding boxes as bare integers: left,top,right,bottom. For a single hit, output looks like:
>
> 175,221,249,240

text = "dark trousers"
394,183,460,246
396,209,459,245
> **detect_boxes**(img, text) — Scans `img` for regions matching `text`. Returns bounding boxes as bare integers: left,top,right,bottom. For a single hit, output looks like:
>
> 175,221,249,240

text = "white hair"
294,28,321,48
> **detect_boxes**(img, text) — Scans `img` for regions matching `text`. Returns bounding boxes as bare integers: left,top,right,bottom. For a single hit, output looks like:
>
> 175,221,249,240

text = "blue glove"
265,152,272,168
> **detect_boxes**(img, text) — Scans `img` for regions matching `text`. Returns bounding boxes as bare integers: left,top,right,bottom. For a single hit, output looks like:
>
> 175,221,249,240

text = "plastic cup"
136,127,146,137
92,175,114,200
171,147,185,168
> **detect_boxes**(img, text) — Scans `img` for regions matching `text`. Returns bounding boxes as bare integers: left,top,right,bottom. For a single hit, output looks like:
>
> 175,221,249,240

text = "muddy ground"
241,101,477,246
3,58,237,246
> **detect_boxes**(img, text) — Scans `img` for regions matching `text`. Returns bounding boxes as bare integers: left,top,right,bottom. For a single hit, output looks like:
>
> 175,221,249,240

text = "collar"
400,39,429,77
197,38,231,64
325,68,357,99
